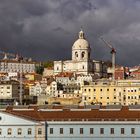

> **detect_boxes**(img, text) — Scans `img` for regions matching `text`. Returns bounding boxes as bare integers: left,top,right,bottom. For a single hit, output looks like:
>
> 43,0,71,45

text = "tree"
43,61,54,68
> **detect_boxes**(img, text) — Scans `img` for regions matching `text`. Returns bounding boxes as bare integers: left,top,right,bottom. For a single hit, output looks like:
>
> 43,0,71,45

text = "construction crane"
100,37,116,80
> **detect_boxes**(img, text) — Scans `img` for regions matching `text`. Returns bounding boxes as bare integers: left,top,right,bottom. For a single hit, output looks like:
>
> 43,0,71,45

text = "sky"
0,0,140,66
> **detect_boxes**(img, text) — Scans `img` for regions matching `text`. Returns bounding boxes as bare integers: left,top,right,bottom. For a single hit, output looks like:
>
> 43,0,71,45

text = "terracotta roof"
45,67,54,70
55,72,73,77
4,106,140,121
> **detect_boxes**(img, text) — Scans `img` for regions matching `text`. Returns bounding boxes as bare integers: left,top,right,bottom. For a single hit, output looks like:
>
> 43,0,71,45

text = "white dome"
73,38,89,49
72,30,90,49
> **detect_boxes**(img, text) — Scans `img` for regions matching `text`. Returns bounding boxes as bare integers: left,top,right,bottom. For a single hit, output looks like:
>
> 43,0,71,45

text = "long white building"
0,59,36,73
4,105,140,140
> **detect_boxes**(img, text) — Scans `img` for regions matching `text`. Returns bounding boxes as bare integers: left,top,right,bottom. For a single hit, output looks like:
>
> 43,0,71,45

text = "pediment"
0,112,38,125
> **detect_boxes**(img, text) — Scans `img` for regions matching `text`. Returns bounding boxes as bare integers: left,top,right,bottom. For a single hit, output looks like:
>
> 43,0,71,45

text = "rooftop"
3,105,140,122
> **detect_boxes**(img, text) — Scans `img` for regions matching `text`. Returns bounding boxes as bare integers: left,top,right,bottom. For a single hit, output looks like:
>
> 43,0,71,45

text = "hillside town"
0,29,140,107
1,30,140,140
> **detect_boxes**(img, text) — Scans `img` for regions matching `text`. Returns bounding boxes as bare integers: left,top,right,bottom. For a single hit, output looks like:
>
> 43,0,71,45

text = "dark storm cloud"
0,0,140,66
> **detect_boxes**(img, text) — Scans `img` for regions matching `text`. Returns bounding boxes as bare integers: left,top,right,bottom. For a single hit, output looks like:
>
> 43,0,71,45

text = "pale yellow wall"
82,80,140,106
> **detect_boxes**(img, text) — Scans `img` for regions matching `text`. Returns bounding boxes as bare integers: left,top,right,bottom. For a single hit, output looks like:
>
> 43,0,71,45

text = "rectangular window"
131,128,135,134
100,128,104,134
7,86,10,89
70,128,73,134
90,128,94,134
94,89,96,91
50,128,53,134
38,128,42,135
100,89,102,91
80,128,83,134
110,128,114,134
121,128,125,134
28,128,32,135
60,128,63,134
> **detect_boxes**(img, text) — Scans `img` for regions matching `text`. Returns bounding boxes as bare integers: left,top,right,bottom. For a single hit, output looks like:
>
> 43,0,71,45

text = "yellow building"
25,73,42,81
81,79,140,106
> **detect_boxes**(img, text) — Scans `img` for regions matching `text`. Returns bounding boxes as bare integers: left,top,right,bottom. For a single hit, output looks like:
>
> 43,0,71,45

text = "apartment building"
0,80,20,101
0,59,36,73
81,79,140,106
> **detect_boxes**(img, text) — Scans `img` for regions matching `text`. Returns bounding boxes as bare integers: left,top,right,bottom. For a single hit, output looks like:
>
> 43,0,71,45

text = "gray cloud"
0,0,140,66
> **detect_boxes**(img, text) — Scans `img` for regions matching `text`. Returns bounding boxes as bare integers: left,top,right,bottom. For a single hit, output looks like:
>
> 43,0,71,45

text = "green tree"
43,61,53,68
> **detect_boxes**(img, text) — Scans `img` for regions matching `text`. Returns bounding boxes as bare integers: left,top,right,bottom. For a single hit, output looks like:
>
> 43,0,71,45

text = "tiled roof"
4,106,140,121
55,72,73,77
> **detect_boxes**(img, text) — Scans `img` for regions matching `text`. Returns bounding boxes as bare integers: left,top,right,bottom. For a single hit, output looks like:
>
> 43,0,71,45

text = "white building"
0,58,36,73
29,82,43,96
54,29,105,75
6,106,140,140
0,80,20,100
0,111,45,140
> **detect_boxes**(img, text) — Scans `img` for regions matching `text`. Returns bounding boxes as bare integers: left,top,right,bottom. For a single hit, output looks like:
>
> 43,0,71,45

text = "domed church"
54,29,104,75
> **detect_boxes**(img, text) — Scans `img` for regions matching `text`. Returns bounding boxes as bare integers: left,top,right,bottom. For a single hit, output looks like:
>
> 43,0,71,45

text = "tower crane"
100,37,116,80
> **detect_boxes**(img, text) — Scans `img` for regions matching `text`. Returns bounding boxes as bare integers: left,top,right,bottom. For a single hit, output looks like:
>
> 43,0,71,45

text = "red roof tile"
4,106,140,121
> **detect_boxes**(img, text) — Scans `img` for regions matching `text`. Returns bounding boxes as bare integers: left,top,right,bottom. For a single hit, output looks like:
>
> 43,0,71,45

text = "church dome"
73,29,90,49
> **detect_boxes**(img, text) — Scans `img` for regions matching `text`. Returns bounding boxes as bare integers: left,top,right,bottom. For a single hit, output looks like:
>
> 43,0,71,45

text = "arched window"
57,67,59,70
0,128,2,135
28,128,32,135
75,52,78,58
7,128,12,135
38,128,42,135
81,52,85,58
17,128,22,135
83,65,84,69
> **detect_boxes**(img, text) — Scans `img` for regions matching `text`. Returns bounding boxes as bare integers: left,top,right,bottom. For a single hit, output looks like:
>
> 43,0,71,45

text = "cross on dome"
79,27,85,39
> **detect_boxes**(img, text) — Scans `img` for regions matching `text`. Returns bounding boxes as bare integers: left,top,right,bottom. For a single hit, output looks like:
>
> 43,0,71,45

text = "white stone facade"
54,30,94,75
0,60,35,73
0,111,45,140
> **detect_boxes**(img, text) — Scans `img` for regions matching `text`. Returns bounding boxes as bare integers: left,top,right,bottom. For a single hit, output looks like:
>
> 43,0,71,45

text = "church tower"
54,29,93,75
72,29,91,61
